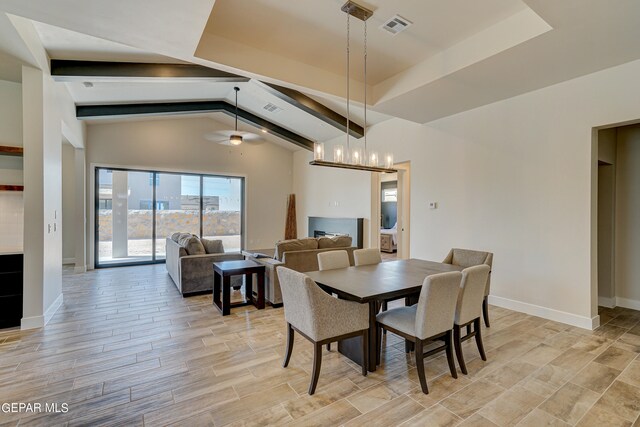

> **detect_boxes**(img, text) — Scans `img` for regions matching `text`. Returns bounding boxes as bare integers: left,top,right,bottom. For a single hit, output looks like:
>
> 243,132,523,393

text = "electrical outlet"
429,202,438,209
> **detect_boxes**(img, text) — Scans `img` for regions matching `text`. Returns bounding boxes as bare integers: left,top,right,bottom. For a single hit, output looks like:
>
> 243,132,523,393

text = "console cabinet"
0,253,23,328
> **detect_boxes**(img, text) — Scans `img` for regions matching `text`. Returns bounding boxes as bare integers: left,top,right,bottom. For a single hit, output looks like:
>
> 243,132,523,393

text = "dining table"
306,258,464,372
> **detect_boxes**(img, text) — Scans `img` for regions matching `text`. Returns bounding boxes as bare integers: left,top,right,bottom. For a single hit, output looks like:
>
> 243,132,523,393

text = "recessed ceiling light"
261,129,268,133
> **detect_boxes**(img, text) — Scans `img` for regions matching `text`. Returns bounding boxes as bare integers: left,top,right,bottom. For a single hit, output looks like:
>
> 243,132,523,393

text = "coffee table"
212,260,266,316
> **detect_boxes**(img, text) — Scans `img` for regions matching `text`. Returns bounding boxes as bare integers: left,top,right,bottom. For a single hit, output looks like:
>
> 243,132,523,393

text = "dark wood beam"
256,81,364,138
0,146,23,157
76,101,314,151
50,60,249,82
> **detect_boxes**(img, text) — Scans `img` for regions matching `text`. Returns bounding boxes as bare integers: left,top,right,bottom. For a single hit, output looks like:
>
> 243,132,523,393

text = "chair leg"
309,342,323,395
361,330,368,376
444,330,457,379
483,296,490,327
453,324,467,375
283,323,294,368
414,339,428,394
474,318,487,361
376,325,381,366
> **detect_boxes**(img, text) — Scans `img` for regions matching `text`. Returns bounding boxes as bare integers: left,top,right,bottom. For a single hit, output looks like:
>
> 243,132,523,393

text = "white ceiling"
2,0,640,128
32,21,179,63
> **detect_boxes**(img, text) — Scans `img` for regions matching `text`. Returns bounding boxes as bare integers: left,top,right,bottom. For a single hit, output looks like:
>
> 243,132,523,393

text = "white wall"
62,142,75,262
615,125,640,308
86,116,295,265
294,58,640,329
293,153,370,242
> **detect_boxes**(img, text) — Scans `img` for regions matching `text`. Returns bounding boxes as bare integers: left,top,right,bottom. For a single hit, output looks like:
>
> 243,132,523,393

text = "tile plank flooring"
0,265,639,426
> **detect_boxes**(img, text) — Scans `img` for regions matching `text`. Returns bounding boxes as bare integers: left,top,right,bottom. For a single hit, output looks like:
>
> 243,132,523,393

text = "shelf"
0,185,23,192
0,146,23,157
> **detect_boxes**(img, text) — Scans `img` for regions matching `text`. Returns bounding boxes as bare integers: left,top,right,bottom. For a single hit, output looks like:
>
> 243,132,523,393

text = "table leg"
222,275,231,316
367,301,377,371
213,271,222,312
256,271,265,309
245,273,254,305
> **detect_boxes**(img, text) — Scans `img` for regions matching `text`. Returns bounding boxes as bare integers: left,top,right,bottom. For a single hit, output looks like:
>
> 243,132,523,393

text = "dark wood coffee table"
213,260,266,316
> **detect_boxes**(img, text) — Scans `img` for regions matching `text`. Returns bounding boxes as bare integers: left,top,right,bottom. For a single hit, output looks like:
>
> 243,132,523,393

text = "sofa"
166,233,243,296
245,236,356,306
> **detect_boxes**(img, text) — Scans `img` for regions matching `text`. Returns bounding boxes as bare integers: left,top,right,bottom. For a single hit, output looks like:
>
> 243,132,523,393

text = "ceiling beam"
75,101,314,151
50,60,249,82
51,60,363,137
256,81,364,138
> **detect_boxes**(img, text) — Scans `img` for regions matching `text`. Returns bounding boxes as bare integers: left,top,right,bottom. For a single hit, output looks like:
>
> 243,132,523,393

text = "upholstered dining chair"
353,248,382,266
277,267,369,395
376,271,462,394
453,264,491,375
317,250,350,271
443,248,494,327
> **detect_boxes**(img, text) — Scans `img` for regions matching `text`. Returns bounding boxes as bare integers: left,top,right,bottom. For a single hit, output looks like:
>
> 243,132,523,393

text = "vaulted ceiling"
2,0,640,139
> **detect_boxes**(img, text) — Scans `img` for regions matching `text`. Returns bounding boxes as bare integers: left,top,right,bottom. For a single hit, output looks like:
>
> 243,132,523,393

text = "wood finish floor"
0,264,639,426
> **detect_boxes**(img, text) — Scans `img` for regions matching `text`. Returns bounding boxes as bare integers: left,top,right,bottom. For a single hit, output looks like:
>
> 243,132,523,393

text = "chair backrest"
276,267,333,340
353,248,382,266
414,271,462,340
317,250,350,271
455,265,491,325
443,248,493,296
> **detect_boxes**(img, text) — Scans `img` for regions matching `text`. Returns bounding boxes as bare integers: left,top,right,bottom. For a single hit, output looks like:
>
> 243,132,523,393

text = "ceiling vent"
380,15,412,36
263,103,282,113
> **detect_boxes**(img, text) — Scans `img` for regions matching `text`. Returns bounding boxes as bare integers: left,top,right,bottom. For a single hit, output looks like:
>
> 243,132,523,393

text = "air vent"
380,15,412,35
263,103,282,113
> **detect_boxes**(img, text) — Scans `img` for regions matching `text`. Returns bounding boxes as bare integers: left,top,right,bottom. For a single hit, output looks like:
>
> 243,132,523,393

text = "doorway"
597,161,615,307
371,161,410,260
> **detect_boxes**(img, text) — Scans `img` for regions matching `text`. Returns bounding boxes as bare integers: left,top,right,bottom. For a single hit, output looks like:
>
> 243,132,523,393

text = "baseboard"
21,315,44,330
44,293,64,325
616,297,640,311
74,265,87,273
488,295,599,330
598,296,616,308
63,258,76,265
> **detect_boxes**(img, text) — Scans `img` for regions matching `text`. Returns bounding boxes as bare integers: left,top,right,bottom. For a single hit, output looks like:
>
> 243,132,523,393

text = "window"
382,188,397,202
95,167,245,267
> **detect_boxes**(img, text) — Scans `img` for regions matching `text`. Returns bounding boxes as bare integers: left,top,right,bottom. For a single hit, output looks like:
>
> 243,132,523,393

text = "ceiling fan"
204,87,263,146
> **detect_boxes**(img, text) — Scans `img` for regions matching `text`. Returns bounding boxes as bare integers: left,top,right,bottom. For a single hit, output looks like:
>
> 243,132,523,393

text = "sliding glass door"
95,167,244,267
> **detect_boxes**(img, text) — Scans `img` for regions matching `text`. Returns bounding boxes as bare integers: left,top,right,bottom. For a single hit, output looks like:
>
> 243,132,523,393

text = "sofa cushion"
275,238,318,261
201,238,224,254
178,235,206,255
318,235,352,249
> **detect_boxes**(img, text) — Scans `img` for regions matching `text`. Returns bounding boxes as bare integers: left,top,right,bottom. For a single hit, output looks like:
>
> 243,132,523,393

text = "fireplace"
308,217,364,248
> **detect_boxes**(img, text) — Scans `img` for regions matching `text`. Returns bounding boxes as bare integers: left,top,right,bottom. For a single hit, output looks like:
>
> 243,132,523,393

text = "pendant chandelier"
309,1,396,173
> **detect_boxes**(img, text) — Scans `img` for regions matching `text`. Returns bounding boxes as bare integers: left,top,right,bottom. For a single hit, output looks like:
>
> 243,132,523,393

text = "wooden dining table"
306,258,464,372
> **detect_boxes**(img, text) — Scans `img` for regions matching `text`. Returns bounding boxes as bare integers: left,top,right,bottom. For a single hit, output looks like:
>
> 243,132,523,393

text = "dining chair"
443,248,494,327
317,250,350,271
376,271,462,394
277,266,369,395
353,248,382,266
453,264,491,375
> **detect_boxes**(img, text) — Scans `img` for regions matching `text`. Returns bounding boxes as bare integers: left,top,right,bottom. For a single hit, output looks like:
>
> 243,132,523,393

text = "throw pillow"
178,235,206,255
318,235,352,249
201,238,225,254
